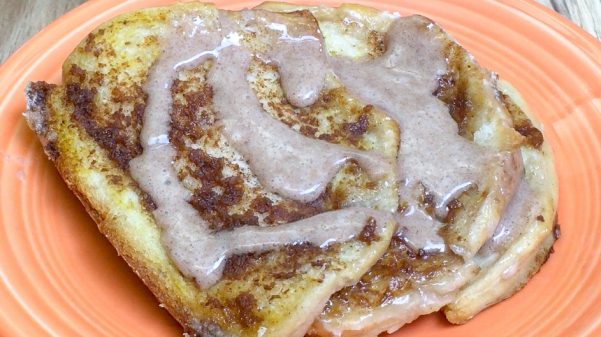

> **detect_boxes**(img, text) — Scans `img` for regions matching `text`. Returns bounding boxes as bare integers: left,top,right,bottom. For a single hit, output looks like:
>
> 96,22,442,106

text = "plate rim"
1,1,600,337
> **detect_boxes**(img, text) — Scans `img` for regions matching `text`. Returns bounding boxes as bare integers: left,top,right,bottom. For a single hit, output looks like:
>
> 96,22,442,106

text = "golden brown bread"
25,4,399,336
24,2,557,337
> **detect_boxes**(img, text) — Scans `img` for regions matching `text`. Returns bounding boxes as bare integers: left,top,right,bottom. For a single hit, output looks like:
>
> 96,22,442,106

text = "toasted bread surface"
25,3,400,336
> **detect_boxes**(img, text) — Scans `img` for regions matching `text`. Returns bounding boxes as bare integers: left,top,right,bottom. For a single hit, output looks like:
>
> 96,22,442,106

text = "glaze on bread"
24,2,558,336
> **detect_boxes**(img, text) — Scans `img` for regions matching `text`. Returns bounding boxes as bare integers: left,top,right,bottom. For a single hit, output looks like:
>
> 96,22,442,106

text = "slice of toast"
256,3,557,336
24,3,399,337
24,2,557,337
443,82,558,324
304,81,557,337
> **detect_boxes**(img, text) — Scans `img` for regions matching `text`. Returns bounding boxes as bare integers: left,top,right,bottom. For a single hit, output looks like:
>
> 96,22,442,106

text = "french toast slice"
443,82,558,324
256,3,557,336
23,2,558,337
24,3,400,337
305,82,557,337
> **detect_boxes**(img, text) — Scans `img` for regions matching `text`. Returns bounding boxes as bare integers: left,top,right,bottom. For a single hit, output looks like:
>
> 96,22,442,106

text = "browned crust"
24,82,198,333
25,82,60,160
500,93,544,149
65,69,146,170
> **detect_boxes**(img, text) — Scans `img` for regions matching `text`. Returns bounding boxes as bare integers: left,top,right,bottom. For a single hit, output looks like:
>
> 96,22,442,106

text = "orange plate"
1,0,600,336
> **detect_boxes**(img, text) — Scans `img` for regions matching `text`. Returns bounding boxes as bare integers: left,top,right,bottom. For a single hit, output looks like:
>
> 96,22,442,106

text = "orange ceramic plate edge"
1,1,600,337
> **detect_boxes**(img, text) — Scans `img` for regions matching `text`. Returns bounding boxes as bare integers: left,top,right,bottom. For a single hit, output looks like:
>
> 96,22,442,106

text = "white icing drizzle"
129,10,393,288
329,17,496,252
127,9,529,288
213,43,392,202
